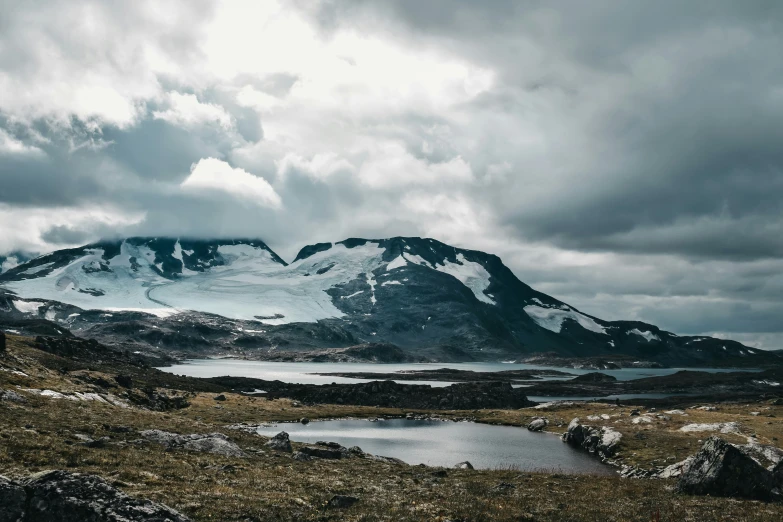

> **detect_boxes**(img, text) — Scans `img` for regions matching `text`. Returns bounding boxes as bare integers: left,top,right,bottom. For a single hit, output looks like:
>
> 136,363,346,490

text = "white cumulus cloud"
153,92,233,129
182,157,282,208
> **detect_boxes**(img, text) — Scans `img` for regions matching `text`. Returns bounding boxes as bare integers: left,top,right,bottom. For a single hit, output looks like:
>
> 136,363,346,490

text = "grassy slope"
1,335,782,521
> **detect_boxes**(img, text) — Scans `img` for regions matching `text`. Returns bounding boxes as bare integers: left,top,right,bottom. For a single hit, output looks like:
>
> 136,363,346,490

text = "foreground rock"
141,430,246,457
0,475,25,522
266,431,293,452
1,470,190,521
677,436,777,500
561,418,622,457
527,417,548,431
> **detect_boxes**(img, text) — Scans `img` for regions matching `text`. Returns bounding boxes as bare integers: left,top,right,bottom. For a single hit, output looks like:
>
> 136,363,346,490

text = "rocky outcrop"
527,417,548,432
454,461,474,470
677,436,777,500
561,418,622,458
0,475,25,522
265,431,292,452
140,430,246,457
0,330,5,352
209,377,534,410
0,470,190,521
774,460,783,486
0,390,25,403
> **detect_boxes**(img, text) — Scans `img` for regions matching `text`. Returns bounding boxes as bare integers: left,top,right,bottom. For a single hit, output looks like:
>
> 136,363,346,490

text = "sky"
1,0,782,349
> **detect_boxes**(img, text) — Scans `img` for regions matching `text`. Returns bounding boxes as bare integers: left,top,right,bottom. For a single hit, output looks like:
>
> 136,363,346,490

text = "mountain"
0,236,778,367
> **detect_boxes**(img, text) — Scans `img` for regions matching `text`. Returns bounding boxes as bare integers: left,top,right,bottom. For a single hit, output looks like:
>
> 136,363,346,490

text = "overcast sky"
1,1,782,348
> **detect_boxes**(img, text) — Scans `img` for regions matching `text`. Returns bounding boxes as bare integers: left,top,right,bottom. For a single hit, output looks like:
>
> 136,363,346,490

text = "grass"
1,334,782,521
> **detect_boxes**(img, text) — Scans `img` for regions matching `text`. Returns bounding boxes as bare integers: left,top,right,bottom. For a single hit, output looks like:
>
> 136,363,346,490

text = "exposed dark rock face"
3,470,190,521
561,418,622,458
33,335,150,367
140,430,246,457
0,330,5,352
454,461,474,470
209,377,534,410
299,446,344,460
677,436,776,500
773,460,783,487
266,431,292,453
327,495,359,508
0,475,25,522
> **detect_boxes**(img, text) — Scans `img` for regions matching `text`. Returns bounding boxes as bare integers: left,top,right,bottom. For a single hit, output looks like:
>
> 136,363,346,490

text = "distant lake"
159,359,755,388
255,418,613,474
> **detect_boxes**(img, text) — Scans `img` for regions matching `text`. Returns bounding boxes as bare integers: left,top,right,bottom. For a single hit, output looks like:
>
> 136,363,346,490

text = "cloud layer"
1,0,782,348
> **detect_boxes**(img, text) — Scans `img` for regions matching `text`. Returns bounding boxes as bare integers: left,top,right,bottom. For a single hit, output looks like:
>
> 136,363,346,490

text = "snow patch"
386,255,407,271
13,300,44,314
524,305,607,335
381,280,402,286
433,253,495,305
627,329,659,342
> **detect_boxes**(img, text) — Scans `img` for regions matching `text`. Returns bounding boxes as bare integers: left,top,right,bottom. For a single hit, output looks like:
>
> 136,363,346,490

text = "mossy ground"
1,335,782,521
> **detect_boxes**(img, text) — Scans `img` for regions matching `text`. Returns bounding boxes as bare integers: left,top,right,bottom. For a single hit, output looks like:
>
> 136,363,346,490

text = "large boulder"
265,431,293,452
140,430,246,457
773,460,783,487
677,436,776,500
527,417,548,432
12,470,191,521
0,475,25,522
0,330,6,352
299,446,343,459
561,418,621,457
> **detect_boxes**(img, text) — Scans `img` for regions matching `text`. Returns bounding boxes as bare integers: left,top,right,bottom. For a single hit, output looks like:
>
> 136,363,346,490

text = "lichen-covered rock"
0,390,25,403
265,431,292,452
677,436,776,500
561,418,621,457
0,475,25,522
527,417,548,432
22,470,191,521
140,430,246,457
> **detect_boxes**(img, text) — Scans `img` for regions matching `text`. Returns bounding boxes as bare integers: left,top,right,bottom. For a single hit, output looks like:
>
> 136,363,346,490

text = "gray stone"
300,417,310,424
454,461,474,470
140,430,246,457
527,417,548,432
0,475,25,522
265,431,292,452
292,451,313,461
327,494,359,508
0,390,25,403
22,470,191,521
299,446,343,459
677,436,776,500
561,418,622,457
213,394,227,401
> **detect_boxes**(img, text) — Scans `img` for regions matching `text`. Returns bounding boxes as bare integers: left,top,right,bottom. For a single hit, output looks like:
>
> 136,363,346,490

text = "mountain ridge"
0,236,779,367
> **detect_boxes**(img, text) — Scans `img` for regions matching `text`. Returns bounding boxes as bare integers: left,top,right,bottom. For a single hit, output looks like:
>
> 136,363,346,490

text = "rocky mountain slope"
0,236,778,366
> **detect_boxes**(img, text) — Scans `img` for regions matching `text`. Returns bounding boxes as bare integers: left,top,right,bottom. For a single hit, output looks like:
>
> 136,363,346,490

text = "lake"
159,359,754,389
256,418,613,474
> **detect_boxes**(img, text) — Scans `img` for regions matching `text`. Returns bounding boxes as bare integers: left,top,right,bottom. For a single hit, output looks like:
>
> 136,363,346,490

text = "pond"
256,418,613,474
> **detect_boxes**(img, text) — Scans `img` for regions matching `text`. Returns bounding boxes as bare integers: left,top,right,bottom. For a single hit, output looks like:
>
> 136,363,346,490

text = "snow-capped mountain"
0,236,776,366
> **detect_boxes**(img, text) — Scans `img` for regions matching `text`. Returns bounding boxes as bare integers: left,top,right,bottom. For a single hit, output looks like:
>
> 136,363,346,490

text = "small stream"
256,418,613,474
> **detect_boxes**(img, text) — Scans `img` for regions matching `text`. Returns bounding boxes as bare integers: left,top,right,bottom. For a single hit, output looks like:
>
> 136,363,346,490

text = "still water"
256,418,613,474
159,359,753,389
